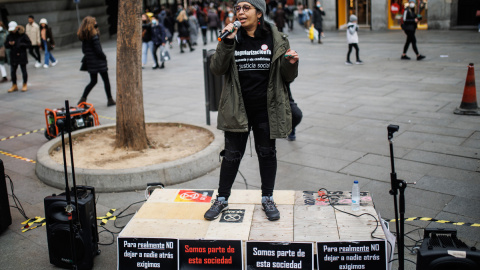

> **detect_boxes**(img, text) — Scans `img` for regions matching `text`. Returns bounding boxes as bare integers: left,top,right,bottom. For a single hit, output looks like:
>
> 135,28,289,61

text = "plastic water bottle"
351,180,360,211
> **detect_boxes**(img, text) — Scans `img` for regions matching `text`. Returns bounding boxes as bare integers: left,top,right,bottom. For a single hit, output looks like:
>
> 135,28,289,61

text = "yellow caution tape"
386,217,480,227
0,150,36,163
21,208,118,232
97,209,117,226
0,128,45,142
21,216,46,233
98,115,115,121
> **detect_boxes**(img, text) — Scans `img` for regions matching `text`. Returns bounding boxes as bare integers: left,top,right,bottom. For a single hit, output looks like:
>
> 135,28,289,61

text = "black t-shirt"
234,32,273,110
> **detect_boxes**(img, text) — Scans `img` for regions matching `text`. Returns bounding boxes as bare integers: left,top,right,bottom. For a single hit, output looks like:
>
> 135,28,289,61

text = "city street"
0,26,479,270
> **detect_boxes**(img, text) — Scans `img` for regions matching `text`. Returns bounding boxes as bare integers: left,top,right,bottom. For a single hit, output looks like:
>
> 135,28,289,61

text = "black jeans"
81,71,112,99
347,43,360,62
11,64,27,84
28,45,41,62
201,28,207,44
403,30,418,55
152,43,162,66
218,107,277,199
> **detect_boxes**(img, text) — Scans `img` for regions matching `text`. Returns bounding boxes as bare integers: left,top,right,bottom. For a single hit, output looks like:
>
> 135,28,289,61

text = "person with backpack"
345,14,363,65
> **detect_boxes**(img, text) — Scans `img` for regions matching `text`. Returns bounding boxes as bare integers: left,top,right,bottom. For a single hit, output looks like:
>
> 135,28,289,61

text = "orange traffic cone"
454,63,479,115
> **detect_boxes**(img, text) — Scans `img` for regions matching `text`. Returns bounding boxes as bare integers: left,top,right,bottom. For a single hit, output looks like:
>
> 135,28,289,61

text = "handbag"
161,42,171,62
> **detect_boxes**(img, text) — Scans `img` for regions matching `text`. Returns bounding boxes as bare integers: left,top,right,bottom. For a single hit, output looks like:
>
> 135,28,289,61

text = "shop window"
388,0,428,30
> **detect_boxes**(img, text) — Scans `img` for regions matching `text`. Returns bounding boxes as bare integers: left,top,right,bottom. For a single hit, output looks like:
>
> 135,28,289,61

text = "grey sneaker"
204,197,229,220
262,196,280,221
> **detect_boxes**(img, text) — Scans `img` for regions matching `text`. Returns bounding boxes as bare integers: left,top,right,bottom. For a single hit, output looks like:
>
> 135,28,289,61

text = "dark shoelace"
210,200,225,210
263,199,277,212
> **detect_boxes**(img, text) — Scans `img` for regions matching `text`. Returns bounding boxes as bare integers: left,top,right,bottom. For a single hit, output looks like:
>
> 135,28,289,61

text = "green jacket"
210,23,298,139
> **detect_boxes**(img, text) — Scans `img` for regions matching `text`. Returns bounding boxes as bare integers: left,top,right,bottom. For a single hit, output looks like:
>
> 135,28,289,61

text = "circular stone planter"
35,122,224,192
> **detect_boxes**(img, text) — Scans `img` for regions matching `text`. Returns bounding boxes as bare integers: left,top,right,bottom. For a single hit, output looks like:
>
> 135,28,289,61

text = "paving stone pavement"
0,26,479,270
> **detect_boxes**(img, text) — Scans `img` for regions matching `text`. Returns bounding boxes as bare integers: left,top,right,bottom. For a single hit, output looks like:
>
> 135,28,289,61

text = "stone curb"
35,122,224,192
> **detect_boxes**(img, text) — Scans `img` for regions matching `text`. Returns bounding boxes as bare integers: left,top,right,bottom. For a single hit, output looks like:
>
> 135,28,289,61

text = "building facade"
316,0,479,31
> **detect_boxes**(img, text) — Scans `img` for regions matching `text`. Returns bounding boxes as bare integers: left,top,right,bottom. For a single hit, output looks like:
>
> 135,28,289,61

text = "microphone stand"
387,124,406,270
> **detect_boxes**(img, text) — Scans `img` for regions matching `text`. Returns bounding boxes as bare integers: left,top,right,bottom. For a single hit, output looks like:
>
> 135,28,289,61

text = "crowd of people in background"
2,15,58,93
1,0,432,102
138,0,322,69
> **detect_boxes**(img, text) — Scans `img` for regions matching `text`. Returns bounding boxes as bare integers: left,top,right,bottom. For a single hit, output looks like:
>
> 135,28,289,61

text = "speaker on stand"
0,159,12,234
416,228,480,270
44,100,100,269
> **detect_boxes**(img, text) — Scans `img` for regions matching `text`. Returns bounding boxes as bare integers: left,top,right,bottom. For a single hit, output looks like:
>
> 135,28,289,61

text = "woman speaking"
205,0,299,222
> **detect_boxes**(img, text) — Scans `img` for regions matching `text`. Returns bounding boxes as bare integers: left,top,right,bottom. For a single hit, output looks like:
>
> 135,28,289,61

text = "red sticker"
175,190,214,203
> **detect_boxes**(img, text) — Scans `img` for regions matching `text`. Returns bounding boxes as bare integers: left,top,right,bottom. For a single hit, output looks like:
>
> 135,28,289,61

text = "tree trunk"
115,0,148,150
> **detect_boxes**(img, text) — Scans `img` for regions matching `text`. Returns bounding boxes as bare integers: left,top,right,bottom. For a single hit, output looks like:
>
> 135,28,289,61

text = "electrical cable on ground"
6,174,29,220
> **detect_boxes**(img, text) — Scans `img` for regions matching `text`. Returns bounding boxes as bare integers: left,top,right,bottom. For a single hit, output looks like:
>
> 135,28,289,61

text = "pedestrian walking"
176,7,194,53
273,3,286,33
284,4,295,31
311,1,325,43
151,17,167,69
141,13,154,68
5,21,31,92
25,15,41,68
207,6,221,42
224,10,235,26
188,8,199,46
0,22,8,82
401,0,425,60
345,15,363,65
204,0,299,222
77,16,115,107
197,5,208,45
39,18,57,68
163,9,175,46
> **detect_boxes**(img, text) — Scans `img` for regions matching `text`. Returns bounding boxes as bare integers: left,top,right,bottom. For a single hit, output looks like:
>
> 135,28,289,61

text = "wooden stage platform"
120,189,385,242
118,189,388,269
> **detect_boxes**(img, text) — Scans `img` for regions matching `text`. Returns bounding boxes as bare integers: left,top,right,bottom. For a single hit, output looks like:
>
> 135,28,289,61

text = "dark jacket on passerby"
210,22,298,139
163,12,175,41
273,7,286,30
402,8,418,31
4,25,31,65
0,28,7,65
80,35,107,73
197,8,208,28
40,25,55,51
312,7,325,29
151,22,167,46
142,23,152,42
207,9,220,28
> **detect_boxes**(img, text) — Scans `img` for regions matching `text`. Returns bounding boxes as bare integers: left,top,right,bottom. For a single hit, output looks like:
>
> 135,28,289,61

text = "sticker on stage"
175,190,214,203
220,209,245,223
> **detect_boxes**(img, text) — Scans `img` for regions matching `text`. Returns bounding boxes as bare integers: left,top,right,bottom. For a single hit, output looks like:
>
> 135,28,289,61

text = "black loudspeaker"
0,159,12,234
44,186,100,270
416,228,480,270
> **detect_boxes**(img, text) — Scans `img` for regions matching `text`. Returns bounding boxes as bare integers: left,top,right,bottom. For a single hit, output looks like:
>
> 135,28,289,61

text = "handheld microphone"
218,21,241,42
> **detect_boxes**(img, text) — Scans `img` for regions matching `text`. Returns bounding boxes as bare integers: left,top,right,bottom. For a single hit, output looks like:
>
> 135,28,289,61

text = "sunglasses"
234,4,255,13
